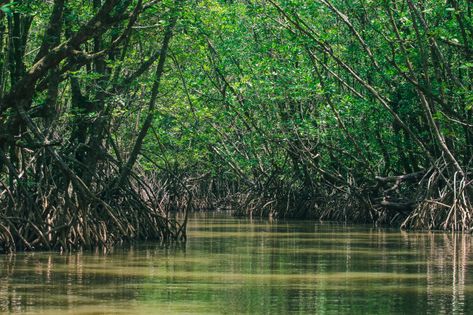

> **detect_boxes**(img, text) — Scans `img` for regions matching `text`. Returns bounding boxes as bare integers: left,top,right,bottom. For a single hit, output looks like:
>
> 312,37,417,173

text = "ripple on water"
1,214,472,314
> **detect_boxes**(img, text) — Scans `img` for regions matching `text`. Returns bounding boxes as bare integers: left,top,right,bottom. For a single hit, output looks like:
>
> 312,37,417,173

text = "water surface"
1,214,472,314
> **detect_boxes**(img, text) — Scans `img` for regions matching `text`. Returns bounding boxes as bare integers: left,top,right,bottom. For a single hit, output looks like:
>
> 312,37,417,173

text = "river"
1,213,472,314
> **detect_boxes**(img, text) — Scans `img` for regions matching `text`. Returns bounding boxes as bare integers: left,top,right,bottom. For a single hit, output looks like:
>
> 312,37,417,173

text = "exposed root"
401,158,472,231
0,152,187,253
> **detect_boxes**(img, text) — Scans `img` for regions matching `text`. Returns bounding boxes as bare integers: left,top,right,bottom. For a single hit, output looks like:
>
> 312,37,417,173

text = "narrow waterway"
1,213,472,314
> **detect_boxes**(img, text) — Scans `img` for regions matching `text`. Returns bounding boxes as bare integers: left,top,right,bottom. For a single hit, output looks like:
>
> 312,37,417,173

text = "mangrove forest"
0,0,472,252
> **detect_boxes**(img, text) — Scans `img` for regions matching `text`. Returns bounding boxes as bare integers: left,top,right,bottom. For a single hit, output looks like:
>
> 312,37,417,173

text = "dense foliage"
0,0,471,251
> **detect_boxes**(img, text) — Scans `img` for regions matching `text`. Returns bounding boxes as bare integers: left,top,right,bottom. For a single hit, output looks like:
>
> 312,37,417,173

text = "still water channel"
1,213,472,314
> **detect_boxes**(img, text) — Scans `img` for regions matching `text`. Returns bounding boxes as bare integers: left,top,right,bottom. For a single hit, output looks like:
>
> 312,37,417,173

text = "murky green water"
1,214,473,314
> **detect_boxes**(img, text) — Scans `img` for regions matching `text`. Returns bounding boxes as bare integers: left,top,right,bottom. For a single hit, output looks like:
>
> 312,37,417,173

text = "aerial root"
401,158,472,231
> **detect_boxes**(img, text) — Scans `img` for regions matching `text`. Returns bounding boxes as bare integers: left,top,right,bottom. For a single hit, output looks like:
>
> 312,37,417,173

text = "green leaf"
0,3,15,16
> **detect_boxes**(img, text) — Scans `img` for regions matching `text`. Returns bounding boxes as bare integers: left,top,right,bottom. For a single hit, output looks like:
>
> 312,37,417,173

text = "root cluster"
0,149,187,253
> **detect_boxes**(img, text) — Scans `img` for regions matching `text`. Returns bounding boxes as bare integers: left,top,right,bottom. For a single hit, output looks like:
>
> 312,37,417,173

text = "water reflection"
0,215,472,314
